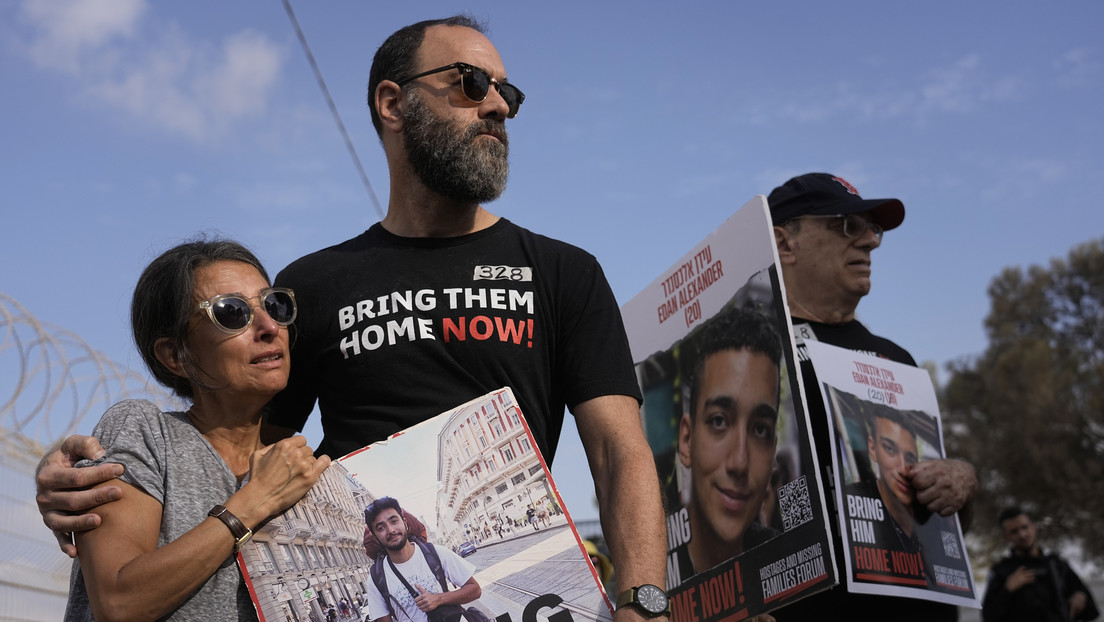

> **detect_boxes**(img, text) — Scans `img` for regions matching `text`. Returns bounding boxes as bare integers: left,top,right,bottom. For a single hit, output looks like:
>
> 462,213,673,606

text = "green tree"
943,237,1104,565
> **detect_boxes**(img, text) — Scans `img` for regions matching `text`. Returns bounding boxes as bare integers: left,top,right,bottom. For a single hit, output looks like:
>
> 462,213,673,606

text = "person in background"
982,506,1099,622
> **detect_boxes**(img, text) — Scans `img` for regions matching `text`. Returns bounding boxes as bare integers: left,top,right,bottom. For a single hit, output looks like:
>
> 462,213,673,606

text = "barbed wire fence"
0,292,183,621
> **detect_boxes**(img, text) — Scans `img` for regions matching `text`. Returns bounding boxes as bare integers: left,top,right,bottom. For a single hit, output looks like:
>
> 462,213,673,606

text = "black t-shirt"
268,219,642,460
773,317,959,622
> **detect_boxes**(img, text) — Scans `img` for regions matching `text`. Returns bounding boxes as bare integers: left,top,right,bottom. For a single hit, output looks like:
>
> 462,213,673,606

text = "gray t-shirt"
64,399,257,621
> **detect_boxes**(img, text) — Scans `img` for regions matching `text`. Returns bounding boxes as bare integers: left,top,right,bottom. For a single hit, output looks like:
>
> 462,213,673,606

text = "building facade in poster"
239,460,375,622
435,389,556,551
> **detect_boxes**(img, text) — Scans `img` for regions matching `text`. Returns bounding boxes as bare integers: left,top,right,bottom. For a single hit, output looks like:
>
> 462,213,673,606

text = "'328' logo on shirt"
473,265,533,281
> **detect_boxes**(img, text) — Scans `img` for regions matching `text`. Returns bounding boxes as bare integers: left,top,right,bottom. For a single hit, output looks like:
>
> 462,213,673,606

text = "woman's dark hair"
131,237,269,400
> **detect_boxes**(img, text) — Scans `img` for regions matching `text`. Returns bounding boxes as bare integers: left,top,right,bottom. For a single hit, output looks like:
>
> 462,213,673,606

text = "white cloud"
746,54,1024,126
204,31,283,118
977,156,1071,202
17,0,284,143
920,54,980,113
174,172,198,191
1054,47,1098,88
89,26,284,142
670,171,735,199
1013,158,1067,183
19,0,146,74
233,180,322,212
86,26,206,138
919,54,1023,113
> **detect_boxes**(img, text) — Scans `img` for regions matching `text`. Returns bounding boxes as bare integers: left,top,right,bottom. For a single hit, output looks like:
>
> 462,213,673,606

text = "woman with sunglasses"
65,238,330,621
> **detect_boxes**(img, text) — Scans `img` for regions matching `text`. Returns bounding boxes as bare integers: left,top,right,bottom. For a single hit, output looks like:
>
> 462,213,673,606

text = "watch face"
637,584,669,613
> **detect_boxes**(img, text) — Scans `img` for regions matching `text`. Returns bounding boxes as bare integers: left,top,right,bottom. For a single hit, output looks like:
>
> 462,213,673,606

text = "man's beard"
402,92,510,203
383,532,408,552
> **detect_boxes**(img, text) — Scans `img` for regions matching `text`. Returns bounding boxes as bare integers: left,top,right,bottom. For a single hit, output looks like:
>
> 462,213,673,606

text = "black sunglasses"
395,62,525,118
196,287,297,335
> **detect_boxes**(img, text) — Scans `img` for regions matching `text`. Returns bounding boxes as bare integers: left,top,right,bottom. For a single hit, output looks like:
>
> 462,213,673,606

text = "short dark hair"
998,506,1029,525
131,237,270,400
367,15,485,137
866,404,918,443
365,496,402,528
688,306,782,420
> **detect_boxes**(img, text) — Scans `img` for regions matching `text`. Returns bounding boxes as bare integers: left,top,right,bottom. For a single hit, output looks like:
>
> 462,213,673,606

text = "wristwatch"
616,584,671,617
208,504,253,551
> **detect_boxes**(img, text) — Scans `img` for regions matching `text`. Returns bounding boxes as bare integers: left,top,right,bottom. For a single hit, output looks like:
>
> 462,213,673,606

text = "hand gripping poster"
621,196,837,621
802,339,979,608
237,388,613,622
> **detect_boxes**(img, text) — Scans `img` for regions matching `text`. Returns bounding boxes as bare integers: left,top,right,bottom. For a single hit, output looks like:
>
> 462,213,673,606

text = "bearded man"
364,497,480,622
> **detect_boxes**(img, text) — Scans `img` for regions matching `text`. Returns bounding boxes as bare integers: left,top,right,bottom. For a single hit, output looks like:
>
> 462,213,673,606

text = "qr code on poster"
941,531,962,559
779,475,813,530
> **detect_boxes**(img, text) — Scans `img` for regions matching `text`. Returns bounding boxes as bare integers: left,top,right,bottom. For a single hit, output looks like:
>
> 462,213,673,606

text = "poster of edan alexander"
803,340,978,608
621,196,837,621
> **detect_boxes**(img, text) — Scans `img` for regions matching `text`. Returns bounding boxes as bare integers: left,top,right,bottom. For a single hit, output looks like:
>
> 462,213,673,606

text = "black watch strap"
208,504,253,551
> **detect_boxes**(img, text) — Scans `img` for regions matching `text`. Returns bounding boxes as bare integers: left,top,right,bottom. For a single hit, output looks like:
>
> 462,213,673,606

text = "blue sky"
3,1,1102,521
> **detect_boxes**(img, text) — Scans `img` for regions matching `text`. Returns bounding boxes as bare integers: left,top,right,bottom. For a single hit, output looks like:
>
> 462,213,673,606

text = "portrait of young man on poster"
806,346,978,609
623,200,837,622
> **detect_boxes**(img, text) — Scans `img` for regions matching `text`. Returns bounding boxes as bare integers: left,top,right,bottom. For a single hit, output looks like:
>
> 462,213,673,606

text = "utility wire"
281,0,385,219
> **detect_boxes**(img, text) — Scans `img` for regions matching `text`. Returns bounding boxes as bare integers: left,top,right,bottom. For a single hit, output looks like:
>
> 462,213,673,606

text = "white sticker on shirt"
473,265,533,282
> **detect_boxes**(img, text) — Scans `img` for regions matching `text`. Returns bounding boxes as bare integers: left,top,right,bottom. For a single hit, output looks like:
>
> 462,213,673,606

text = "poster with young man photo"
621,196,838,622
237,388,611,622
803,340,978,609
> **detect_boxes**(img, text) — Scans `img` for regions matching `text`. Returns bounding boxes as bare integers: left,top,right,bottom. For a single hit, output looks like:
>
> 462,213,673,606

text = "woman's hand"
239,436,330,522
